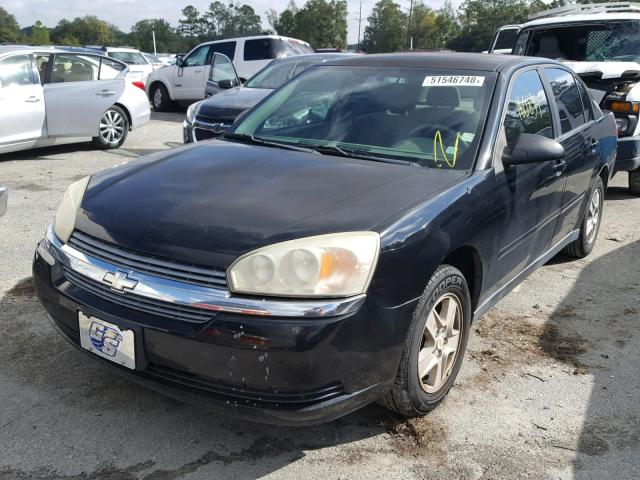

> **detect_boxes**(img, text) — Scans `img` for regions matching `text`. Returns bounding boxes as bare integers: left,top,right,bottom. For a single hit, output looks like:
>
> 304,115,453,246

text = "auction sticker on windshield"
79,312,136,369
423,75,485,86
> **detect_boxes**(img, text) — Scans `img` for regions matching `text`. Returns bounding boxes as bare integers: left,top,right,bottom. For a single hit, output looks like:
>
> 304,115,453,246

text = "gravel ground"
0,113,639,479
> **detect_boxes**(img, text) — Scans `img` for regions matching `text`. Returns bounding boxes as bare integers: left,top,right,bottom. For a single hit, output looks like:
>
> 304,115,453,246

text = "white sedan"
0,46,150,155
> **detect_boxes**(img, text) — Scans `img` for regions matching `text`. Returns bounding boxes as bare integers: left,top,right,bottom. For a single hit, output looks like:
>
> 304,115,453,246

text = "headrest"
539,36,560,52
426,86,460,108
72,63,87,73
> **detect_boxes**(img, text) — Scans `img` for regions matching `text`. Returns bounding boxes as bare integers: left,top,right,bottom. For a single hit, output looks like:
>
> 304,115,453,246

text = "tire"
380,265,471,417
92,105,129,149
562,176,604,258
151,83,171,112
630,168,640,196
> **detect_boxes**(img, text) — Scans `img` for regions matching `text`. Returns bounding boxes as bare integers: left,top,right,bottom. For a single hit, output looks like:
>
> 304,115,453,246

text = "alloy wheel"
585,187,601,245
418,293,463,393
153,88,163,108
99,110,125,144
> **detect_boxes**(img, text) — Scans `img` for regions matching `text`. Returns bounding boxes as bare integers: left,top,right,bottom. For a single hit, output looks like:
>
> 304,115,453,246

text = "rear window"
244,39,313,61
211,42,236,61
109,51,147,65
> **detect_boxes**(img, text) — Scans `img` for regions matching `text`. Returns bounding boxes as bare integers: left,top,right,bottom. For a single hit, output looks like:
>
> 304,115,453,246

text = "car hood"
198,87,272,120
564,61,640,79
75,142,465,268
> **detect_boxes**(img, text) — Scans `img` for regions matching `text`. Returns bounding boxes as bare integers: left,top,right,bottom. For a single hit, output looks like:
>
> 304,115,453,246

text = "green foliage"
51,16,120,46
0,7,24,43
129,19,185,53
268,0,348,49
361,0,407,53
29,20,51,45
203,1,262,39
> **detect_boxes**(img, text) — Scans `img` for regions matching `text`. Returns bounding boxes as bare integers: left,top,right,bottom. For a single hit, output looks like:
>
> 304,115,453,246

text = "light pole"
357,0,362,50
406,0,413,50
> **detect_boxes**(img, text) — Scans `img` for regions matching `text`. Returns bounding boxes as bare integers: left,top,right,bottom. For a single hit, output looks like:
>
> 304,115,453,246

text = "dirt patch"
382,415,448,464
472,311,588,376
6,277,36,299
17,183,50,192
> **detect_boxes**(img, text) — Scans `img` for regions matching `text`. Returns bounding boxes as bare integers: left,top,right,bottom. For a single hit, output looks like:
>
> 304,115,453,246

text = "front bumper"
33,228,412,425
615,136,640,172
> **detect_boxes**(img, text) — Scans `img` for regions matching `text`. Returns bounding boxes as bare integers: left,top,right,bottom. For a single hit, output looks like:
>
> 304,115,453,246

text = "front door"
486,68,567,296
205,53,240,97
44,53,125,137
0,53,45,149
543,67,602,244
173,44,211,101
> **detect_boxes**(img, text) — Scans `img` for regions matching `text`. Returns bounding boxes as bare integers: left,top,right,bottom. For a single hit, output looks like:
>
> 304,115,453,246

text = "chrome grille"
62,266,215,323
67,230,228,289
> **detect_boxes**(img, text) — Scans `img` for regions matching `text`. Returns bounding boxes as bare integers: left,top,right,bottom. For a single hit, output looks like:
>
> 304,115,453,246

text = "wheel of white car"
92,105,129,149
151,83,171,112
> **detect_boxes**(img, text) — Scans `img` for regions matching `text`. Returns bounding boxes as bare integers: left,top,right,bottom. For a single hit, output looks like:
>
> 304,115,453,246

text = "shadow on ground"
539,240,640,478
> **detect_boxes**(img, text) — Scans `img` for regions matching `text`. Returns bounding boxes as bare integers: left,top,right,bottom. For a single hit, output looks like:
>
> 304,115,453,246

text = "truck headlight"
53,176,90,243
228,232,380,297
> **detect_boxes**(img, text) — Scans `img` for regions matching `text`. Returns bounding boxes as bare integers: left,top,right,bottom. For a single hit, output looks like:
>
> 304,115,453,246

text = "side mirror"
175,56,185,67
502,133,564,166
218,78,236,89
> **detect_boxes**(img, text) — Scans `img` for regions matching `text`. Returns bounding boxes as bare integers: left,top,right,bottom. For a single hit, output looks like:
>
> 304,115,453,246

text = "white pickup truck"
489,2,640,194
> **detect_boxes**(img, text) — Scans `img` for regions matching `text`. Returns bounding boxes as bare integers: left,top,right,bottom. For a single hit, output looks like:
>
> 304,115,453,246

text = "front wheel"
92,105,129,149
380,265,471,417
562,176,604,258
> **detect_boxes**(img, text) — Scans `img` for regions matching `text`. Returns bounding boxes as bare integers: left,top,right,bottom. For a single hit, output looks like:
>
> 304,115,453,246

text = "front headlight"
53,176,90,243
186,102,199,124
228,232,380,297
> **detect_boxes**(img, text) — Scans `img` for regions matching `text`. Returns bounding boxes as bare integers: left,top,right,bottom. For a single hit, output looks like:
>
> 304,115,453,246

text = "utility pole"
357,0,362,51
152,29,157,55
406,0,413,50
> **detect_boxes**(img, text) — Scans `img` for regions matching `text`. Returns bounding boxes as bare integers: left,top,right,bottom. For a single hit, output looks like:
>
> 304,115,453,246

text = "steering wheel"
407,123,457,141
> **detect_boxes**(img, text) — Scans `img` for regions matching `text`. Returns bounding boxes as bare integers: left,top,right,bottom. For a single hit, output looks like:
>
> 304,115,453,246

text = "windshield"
232,65,495,170
524,21,640,62
245,59,315,90
110,51,147,65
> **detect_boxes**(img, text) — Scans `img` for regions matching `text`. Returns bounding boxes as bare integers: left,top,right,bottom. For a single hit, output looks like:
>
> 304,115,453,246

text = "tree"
408,3,438,50
129,19,184,53
51,16,123,46
203,2,262,39
361,0,407,53
29,20,51,45
434,1,460,49
0,7,24,43
268,1,298,36
179,5,206,37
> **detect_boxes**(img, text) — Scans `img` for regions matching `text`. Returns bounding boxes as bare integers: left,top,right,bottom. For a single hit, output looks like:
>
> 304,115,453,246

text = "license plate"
79,312,135,369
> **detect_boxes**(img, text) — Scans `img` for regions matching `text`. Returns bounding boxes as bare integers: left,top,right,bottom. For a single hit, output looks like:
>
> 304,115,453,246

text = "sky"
4,0,458,45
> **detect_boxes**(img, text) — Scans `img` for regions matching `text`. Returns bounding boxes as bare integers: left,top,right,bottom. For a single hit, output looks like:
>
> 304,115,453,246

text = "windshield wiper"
222,133,318,154
301,143,413,166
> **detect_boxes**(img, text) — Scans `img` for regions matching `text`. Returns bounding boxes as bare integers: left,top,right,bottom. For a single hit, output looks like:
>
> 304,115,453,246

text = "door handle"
25,96,41,103
194,69,202,73
590,139,599,150
552,159,567,177
95,90,115,97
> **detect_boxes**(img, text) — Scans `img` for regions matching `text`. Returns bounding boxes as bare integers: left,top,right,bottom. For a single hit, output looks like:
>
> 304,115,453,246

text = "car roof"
204,35,311,45
523,12,640,28
323,52,558,73
0,45,95,56
270,53,355,64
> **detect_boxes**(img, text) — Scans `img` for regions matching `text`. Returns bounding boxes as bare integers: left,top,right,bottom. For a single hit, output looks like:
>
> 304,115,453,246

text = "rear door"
543,67,601,244
44,53,125,137
173,44,211,101
0,53,46,147
487,68,567,294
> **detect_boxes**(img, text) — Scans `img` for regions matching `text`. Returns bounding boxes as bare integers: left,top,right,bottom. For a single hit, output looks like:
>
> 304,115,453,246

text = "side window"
575,77,594,122
503,69,554,146
50,54,97,83
545,68,585,134
0,55,35,88
98,57,125,80
184,45,210,67
244,39,276,61
512,31,529,56
493,27,519,51
210,42,236,62
210,54,236,83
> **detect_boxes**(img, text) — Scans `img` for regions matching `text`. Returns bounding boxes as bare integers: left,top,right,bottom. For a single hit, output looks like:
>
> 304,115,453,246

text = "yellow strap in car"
434,130,461,168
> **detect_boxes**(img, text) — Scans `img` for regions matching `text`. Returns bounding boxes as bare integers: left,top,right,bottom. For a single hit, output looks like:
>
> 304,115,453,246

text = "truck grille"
62,266,215,323
68,230,228,290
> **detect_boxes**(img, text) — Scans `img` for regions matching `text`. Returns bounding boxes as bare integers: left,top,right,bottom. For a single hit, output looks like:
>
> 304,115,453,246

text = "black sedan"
183,53,351,142
34,53,616,425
